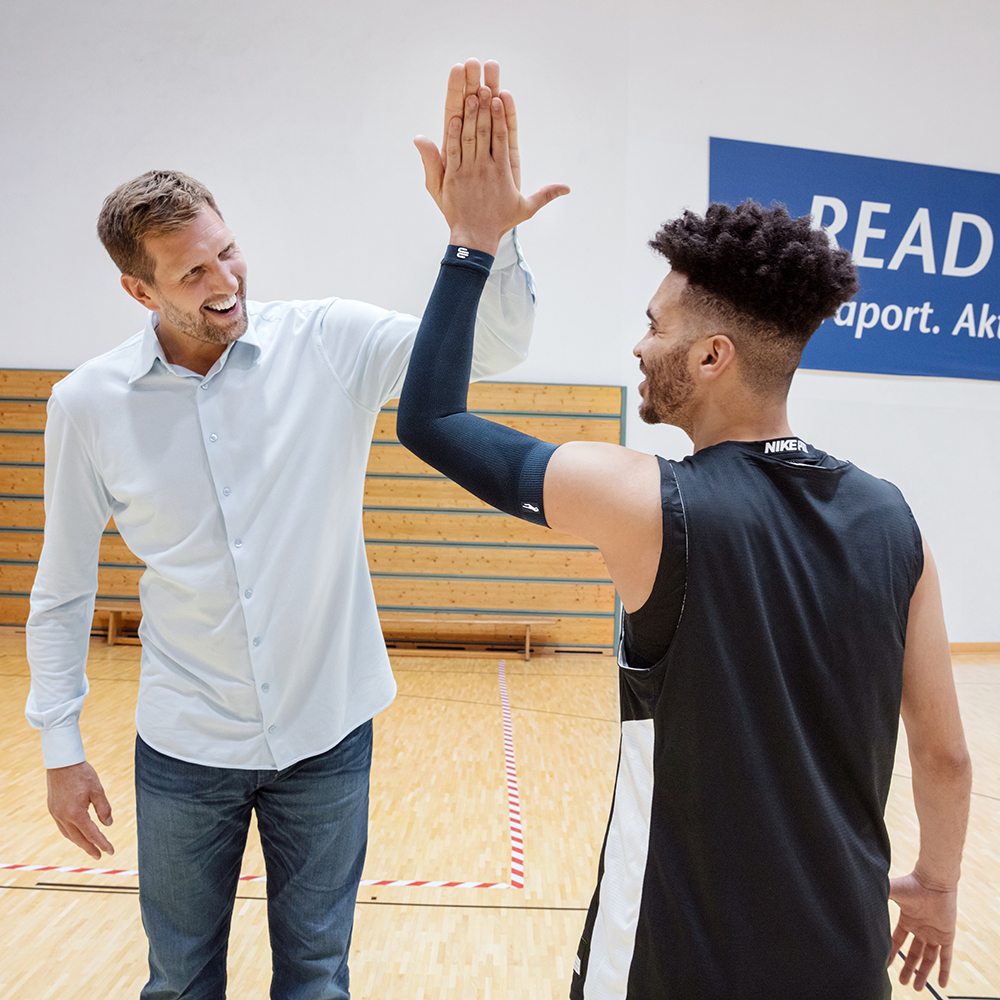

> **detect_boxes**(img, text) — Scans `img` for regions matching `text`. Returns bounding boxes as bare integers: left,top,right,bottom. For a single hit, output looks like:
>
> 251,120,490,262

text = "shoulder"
248,297,407,338
50,332,144,409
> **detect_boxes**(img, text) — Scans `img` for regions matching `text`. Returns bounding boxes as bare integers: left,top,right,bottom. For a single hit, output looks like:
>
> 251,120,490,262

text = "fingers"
461,93,479,162
93,784,114,826
500,90,521,190
475,85,492,158
490,97,509,165
463,58,481,97
46,761,116,860
444,116,463,175
937,943,952,987
898,940,921,986
912,944,939,991
442,63,467,149
484,59,500,97
889,917,908,958
53,808,114,859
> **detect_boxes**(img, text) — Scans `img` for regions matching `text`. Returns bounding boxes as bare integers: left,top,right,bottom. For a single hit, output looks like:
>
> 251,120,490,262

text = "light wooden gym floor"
1,633,997,999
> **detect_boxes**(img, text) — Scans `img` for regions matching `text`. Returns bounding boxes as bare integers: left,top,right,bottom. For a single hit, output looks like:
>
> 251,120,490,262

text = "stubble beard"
158,281,249,347
639,342,695,427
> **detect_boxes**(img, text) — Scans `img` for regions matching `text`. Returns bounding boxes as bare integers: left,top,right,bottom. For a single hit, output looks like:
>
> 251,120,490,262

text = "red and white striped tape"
497,659,524,889
5,659,526,891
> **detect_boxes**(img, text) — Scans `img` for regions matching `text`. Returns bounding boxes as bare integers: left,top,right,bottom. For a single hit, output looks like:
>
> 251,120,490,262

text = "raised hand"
417,59,563,236
889,872,958,991
416,80,568,255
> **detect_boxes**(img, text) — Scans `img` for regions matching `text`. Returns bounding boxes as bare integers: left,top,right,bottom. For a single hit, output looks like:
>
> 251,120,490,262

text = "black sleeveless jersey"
570,438,923,1000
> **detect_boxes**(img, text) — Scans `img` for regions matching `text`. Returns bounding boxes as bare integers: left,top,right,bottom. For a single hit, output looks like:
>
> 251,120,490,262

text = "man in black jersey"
402,83,972,999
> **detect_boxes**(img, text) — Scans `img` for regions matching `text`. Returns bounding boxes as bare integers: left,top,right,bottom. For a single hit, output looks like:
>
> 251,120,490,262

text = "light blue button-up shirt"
26,233,534,770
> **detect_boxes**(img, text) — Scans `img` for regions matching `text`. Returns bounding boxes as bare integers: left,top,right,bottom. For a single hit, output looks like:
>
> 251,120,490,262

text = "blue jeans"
134,721,373,1000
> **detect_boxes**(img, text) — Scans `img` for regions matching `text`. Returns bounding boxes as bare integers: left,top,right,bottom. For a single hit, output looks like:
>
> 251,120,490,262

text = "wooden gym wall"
0,370,623,655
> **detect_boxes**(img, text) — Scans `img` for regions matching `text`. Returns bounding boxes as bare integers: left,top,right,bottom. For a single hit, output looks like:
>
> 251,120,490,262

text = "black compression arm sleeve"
396,246,556,527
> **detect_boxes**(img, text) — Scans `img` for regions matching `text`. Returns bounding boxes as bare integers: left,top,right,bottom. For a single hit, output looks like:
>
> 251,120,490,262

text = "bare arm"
543,442,663,613
890,537,972,991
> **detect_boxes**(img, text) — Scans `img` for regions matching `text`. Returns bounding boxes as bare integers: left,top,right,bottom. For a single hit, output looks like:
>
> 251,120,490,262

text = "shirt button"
209,433,218,442
244,589,253,599
234,538,242,548
261,683,269,692
268,725,276,734
201,383,209,390
223,487,231,496
253,636,261,646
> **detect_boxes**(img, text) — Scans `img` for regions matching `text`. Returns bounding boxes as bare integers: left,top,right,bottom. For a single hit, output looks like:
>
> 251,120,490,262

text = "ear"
120,273,159,311
695,335,736,382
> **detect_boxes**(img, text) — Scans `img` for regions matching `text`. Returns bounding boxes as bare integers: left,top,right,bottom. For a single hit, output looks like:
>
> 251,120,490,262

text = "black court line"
891,952,1000,1000
4,883,589,913
356,900,589,911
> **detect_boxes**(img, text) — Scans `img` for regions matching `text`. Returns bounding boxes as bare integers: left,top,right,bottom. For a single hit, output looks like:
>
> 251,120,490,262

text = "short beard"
639,341,695,426
157,281,248,347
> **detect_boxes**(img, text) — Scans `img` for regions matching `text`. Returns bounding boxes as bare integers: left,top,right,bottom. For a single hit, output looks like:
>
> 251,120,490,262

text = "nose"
209,259,240,295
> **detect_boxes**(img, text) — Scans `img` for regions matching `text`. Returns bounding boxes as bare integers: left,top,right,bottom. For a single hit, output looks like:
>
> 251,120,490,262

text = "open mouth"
204,293,238,316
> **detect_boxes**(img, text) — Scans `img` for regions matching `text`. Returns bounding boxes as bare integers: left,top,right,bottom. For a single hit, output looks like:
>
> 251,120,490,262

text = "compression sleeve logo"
709,138,1000,382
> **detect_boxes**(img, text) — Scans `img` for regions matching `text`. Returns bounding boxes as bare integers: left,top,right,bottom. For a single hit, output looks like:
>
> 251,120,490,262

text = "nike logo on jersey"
764,438,809,454
522,502,540,512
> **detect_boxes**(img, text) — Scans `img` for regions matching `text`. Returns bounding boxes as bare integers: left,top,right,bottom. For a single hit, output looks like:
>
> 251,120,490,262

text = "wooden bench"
378,612,556,661
2,371,622,656
93,600,142,646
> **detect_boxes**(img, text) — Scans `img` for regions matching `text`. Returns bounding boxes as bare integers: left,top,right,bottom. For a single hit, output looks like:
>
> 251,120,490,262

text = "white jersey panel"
584,716,655,1000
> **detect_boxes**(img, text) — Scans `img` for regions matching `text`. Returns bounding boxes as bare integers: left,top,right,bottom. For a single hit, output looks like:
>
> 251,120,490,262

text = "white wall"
2,0,997,639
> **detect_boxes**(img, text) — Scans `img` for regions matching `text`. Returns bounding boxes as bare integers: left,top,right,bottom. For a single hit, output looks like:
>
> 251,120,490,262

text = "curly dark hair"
649,201,858,340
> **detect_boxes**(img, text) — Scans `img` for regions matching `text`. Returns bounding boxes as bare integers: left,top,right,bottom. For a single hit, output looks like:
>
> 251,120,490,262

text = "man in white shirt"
25,59,538,1000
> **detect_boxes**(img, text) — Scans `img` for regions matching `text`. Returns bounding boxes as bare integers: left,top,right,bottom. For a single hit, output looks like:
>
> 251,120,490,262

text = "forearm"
909,747,972,887
397,246,554,525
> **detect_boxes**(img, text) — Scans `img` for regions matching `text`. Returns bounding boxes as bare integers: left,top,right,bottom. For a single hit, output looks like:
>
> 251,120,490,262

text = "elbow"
395,408,433,461
912,740,973,786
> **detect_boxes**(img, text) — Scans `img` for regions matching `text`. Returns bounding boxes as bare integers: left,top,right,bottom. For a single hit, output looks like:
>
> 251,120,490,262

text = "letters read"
809,197,994,277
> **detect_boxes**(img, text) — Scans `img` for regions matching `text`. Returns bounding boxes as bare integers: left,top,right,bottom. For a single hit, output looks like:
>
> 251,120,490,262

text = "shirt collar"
128,309,262,384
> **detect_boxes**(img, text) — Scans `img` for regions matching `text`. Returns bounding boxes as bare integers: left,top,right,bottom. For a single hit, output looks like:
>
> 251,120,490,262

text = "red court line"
5,659,526,891
498,658,525,889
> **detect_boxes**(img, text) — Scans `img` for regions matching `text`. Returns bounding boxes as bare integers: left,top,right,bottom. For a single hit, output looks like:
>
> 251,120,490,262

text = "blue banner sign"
709,137,1000,381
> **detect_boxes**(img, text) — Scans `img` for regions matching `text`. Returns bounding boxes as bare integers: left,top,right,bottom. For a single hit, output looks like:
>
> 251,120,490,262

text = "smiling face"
633,271,699,429
134,206,248,352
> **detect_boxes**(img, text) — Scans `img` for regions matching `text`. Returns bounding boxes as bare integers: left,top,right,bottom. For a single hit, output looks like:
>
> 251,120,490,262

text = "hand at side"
889,871,958,991
47,760,115,859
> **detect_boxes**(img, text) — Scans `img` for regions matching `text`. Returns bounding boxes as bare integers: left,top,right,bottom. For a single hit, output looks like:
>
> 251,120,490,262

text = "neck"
155,322,228,376
688,396,793,453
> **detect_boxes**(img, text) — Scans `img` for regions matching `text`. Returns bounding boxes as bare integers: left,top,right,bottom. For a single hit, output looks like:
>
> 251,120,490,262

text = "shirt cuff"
493,228,520,269
40,725,87,770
